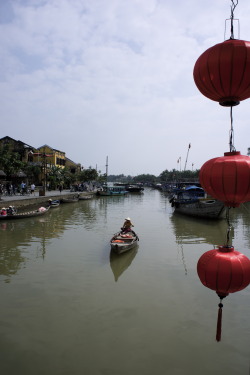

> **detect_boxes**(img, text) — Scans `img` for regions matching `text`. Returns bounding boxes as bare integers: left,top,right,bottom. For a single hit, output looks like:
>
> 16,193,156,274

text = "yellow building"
0,137,82,187
33,144,66,168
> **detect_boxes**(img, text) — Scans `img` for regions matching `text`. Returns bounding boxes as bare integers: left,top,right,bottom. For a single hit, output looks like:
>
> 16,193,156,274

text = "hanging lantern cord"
230,0,238,39
229,106,236,152
226,207,232,246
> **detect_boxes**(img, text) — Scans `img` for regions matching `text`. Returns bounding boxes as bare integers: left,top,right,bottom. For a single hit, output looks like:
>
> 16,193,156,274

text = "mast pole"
106,156,108,183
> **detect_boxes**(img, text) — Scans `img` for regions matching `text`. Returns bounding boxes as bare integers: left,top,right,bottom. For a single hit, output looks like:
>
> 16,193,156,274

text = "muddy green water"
1,188,250,375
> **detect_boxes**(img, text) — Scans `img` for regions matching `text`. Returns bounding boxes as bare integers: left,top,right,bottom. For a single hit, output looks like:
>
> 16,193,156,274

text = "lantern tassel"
216,301,224,342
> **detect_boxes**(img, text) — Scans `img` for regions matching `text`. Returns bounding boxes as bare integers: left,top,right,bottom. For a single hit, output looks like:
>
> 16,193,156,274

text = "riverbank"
0,190,94,209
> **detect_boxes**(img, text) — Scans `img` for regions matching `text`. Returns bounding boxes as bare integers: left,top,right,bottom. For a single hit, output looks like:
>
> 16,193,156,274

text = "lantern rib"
204,254,217,290
227,258,233,293
196,49,219,100
229,44,234,97
216,255,233,294
215,257,220,292
234,159,238,202
209,47,223,99
245,161,250,200
219,44,227,98
235,45,247,98
236,256,244,290
239,159,250,204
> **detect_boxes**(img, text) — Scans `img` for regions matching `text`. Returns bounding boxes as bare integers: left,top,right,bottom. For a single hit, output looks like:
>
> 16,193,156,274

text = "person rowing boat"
121,217,134,233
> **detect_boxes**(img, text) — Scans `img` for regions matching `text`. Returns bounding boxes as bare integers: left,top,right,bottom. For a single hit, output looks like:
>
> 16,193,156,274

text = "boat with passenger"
110,230,139,254
0,206,50,220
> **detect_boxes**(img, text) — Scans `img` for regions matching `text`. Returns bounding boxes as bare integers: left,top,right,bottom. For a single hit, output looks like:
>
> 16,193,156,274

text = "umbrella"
0,170,6,177
12,170,27,178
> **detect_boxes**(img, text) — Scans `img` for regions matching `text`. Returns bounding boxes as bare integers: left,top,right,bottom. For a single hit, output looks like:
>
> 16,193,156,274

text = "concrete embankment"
0,190,93,209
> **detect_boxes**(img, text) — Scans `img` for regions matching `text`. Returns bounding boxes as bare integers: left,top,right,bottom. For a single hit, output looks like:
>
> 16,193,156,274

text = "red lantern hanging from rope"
199,151,250,207
197,245,250,341
193,39,250,107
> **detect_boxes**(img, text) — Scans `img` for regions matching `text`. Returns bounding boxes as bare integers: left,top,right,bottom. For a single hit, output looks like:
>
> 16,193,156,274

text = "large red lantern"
199,151,250,207
197,246,250,297
197,245,250,341
193,39,250,106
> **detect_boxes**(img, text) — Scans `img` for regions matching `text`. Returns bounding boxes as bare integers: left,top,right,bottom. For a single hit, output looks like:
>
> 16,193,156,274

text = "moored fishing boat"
0,206,50,220
96,156,128,196
48,199,60,208
125,184,144,193
110,230,139,254
61,194,79,203
96,186,128,196
78,194,93,200
169,186,225,219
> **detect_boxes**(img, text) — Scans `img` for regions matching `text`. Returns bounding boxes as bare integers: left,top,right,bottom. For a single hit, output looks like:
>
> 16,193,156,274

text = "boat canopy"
185,185,204,191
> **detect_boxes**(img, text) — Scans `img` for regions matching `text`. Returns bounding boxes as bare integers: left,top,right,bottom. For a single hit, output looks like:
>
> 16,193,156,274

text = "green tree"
47,166,74,189
23,164,41,184
159,168,199,182
77,168,98,182
47,166,62,189
132,174,157,183
0,144,24,178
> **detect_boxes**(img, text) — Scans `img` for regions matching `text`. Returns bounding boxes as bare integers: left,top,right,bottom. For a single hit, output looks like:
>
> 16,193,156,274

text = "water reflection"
1,189,250,374
0,200,98,282
110,247,138,281
227,203,250,249
170,213,230,245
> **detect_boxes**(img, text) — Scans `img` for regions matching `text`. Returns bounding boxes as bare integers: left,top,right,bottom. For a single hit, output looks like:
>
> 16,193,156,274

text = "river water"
1,188,250,375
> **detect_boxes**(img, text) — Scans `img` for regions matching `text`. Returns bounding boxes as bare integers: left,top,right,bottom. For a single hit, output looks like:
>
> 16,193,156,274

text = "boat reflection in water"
109,246,138,282
170,213,230,245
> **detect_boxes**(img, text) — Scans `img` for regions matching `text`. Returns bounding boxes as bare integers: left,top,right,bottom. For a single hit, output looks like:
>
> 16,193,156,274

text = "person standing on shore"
31,183,35,195
21,181,26,195
59,184,63,193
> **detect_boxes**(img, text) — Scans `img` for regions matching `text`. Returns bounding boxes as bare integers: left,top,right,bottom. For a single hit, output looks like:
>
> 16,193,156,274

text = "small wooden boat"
78,195,93,200
61,195,79,203
110,230,139,254
0,207,50,220
48,199,60,208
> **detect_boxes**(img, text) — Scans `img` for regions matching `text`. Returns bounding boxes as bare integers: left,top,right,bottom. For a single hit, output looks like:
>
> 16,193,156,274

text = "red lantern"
199,151,250,207
193,39,250,106
197,246,250,297
197,245,250,341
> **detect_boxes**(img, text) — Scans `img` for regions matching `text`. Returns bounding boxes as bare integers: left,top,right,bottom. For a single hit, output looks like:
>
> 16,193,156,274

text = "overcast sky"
1,0,250,176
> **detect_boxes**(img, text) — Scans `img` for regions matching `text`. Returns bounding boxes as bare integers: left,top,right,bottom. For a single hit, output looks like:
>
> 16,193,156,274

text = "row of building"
0,136,82,185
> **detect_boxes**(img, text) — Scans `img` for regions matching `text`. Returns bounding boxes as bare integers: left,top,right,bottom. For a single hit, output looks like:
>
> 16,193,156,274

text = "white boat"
110,231,139,254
